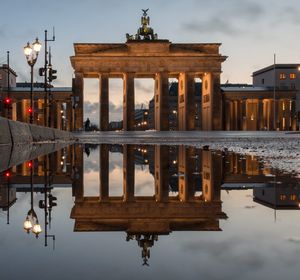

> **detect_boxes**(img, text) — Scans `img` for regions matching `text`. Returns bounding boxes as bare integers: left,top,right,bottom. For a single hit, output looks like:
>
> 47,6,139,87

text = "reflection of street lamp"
24,208,42,238
23,161,42,238
24,38,42,124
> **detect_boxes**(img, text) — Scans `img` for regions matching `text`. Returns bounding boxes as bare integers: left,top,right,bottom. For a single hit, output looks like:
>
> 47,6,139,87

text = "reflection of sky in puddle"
1,144,300,280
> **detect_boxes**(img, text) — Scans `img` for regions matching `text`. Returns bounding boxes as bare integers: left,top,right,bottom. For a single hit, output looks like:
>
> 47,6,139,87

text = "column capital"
74,71,84,78
123,72,135,79
98,72,109,78
155,71,169,77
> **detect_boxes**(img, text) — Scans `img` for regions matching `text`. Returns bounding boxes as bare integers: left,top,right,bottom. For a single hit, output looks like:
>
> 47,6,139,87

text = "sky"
1,0,300,123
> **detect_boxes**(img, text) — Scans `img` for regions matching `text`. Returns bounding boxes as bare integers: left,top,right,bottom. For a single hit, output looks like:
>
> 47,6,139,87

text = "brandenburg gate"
70,10,227,131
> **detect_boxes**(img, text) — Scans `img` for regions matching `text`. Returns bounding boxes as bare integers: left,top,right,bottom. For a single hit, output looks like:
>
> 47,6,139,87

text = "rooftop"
253,64,300,76
0,64,17,77
9,86,72,92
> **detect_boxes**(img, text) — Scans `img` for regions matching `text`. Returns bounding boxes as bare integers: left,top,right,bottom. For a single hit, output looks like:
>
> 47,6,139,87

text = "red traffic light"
5,98,11,104
28,107,33,113
27,161,33,168
5,171,11,178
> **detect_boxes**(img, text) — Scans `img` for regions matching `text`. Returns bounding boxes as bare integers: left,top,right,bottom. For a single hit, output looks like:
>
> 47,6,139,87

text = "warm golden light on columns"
99,73,109,131
123,73,135,131
154,72,169,131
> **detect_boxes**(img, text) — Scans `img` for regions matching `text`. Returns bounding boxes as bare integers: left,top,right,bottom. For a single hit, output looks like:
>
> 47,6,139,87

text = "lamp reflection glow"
23,160,42,238
23,209,42,238
32,223,42,238
23,217,32,233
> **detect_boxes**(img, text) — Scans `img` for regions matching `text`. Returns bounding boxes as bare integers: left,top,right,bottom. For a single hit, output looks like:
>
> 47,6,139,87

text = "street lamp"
24,38,42,124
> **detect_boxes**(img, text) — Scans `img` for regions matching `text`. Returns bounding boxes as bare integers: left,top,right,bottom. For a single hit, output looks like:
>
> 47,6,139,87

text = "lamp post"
43,29,55,127
24,38,42,124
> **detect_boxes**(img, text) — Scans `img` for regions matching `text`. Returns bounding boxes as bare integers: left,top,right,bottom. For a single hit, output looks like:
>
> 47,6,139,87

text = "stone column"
123,73,135,131
291,99,297,130
262,100,268,130
154,72,169,131
269,100,275,131
178,146,195,202
224,100,231,130
241,99,247,130
99,144,109,201
233,100,239,130
154,145,169,202
178,73,195,130
123,145,135,202
73,72,84,131
202,72,222,130
202,150,222,202
202,73,212,130
257,99,264,130
17,100,26,122
54,101,62,130
286,99,292,130
66,101,73,131
99,73,109,131
275,99,280,130
52,102,58,129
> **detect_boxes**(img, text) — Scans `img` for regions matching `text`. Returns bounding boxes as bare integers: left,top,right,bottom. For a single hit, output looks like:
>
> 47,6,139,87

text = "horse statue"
126,9,158,41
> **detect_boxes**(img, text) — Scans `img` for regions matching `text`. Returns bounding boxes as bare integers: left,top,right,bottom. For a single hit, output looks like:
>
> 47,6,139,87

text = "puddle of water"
0,144,300,279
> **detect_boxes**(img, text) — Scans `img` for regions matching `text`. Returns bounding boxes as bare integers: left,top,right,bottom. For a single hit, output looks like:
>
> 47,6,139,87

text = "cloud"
84,101,123,123
286,237,300,244
182,17,241,36
109,102,122,114
278,6,300,25
84,160,99,172
135,80,154,95
182,0,265,36
233,0,265,20
0,25,7,39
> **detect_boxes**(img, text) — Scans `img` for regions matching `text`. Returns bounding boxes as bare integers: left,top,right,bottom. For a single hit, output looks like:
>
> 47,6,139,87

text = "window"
203,94,210,103
279,73,286,80
280,194,287,201
290,73,296,79
261,78,264,84
0,73,2,80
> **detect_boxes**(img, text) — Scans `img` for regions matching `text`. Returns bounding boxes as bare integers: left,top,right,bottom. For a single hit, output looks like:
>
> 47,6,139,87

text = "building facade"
0,64,74,131
224,64,300,131
253,64,300,90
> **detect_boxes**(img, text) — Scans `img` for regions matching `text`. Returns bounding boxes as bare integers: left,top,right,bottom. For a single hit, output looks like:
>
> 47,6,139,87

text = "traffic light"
38,200,46,209
4,97,11,109
48,68,57,82
5,171,11,178
39,67,45,76
48,194,57,208
5,97,11,105
28,107,33,113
